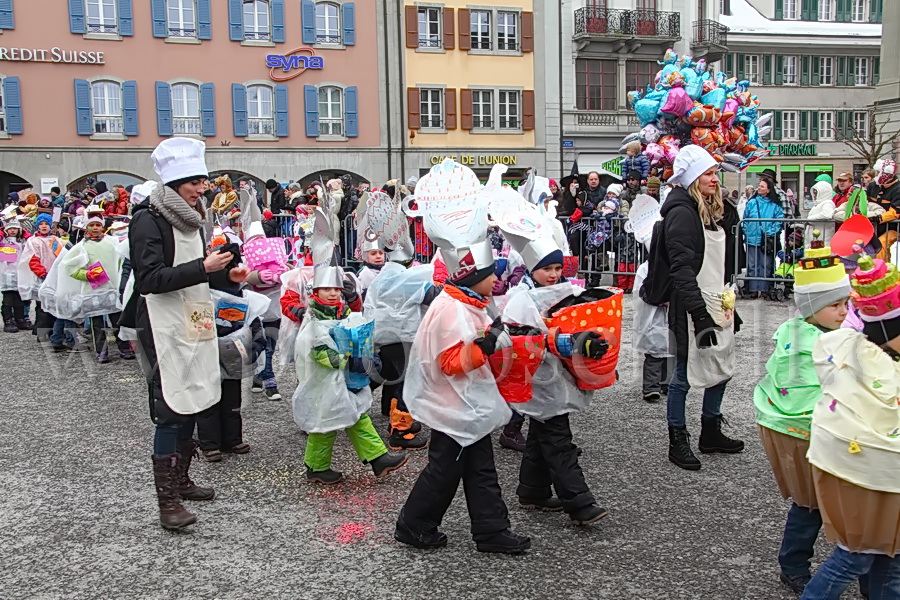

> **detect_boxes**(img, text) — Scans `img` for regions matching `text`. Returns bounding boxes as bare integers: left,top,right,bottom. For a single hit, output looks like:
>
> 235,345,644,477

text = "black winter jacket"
268,185,287,214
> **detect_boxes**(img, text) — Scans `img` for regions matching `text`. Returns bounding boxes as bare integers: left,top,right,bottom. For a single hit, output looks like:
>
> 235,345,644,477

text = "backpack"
639,219,672,306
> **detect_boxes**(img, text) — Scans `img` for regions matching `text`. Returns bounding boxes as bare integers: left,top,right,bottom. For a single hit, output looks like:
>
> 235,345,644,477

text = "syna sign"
266,48,324,82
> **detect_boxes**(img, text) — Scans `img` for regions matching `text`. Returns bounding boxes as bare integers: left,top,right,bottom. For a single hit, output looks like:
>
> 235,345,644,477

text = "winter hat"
94,181,108,195
793,231,851,318
851,251,900,345
814,173,833,185
263,210,274,220
130,181,156,205
151,138,208,185
549,178,559,189
86,215,104,226
406,175,419,189
668,146,717,188
877,159,897,186
35,213,52,229
265,179,278,190
646,176,661,194
606,183,624,197
811,180,835,204
532,249,564,272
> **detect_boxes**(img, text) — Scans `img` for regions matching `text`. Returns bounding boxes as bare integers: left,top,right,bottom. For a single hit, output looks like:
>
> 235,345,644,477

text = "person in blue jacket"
744,176,785,298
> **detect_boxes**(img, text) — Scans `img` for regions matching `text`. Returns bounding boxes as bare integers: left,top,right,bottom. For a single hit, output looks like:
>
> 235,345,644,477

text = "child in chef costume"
799,251,900,599
394,159,530,555
292,207,408,484
0,211,27,333
18,212,65,344
752,231,853,595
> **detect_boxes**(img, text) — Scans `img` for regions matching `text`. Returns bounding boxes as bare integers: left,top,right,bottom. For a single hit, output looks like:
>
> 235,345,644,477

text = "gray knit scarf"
149,182,206,232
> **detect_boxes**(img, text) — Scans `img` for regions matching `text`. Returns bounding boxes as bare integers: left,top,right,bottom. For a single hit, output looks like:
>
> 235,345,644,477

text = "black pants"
1,290,24,321
642,354,671,395
517,414,595,514
196,379,243,451
372,342,411,412
398,430,510,541
33,300,56,342
88,312,129,354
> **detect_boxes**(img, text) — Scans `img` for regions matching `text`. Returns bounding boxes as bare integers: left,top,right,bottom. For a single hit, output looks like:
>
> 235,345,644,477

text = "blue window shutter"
272,0,285,43
151,0,167,37
232,83,248,137
344,86,358,138
301,0,315,44
228,0,243,41
274,84,289,137
74,79,92,135
200,83,216,137
69,0,86,34
0,0,15,30
342,3,356,46
197,0,212,39
118,0,133,36
122,81,139,136
3,77,22,134
155,81,173,136
304,85,319,137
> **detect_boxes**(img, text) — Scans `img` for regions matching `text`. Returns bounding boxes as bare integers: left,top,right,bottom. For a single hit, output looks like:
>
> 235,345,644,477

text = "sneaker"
250,379,264,393
779,572,810,594
369,451,409,478
394,519,448,549
475,530,531,554
51,344,68,353
569,504,609,526
643,391,661,403
305,466,344,484
264,386,282,401
202,449,222,462
519,497,564,512
97,351,110,364
225,443,251,454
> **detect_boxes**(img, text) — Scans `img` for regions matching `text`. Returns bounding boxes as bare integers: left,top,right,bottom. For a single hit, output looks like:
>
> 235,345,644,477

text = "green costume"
753,318,826,440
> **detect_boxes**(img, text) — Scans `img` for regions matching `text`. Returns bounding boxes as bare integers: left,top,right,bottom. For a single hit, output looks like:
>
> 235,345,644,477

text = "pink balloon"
661,87,694,117
722,98,740,128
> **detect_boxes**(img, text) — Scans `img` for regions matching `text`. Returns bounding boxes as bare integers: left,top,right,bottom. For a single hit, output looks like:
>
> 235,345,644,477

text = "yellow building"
400,0,544,180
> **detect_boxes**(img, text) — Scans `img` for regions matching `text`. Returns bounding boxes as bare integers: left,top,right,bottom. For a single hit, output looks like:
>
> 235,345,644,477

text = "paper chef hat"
151,138,208,185
312,206,344,290
416,159,494,285
130,181,157,205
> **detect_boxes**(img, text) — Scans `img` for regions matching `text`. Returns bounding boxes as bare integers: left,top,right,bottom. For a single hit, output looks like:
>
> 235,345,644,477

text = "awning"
576,154,624,180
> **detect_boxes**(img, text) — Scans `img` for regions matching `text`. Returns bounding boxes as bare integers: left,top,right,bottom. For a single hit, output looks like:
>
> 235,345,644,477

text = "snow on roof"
720,0,881,37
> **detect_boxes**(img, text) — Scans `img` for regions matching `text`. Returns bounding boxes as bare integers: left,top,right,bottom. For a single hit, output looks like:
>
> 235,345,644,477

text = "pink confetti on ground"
333,521,375,544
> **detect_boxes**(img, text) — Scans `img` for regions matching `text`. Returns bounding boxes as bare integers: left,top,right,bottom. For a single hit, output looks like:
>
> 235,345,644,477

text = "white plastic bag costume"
18,234,64,301
0,239,22,292
45,236,122,320
363,262,434,345
210,288,271,380
276,265,315,366
633,262,672,357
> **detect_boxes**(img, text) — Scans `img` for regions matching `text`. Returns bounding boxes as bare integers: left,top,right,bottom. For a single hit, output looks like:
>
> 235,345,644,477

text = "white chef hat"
151,138,208,186
668,145,718,188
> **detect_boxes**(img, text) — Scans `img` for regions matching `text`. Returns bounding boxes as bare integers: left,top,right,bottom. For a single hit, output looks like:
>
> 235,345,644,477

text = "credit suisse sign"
0,46,105,64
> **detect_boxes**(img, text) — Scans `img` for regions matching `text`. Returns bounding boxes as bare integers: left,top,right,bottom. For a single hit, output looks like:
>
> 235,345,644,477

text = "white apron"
143,227,221,415
686,226,735,388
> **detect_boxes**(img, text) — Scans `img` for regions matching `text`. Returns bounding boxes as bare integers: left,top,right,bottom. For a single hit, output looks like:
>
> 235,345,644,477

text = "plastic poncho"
753,318,825,441
291,311,374,434
404,291,511,447
0,237,22,292
277,265,315,366
501,281,591,422
44,236,122,320
363,262,434,346
808,328,900,494
210,288,271,380
17,234,63,301
633,262,671,358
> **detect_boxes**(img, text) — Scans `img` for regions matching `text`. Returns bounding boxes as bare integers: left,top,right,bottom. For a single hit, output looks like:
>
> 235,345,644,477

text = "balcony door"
635,0,657,35
586,0,608,34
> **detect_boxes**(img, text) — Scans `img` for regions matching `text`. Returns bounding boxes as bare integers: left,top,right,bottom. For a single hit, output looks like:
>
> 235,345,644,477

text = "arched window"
315,3,340,44
247,84,274,135
242,0,270,41
91,80,123,133
318,86,343,136
172,83,201,134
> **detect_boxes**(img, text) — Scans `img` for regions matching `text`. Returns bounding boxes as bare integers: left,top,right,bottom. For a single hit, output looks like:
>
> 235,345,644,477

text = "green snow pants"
304,414,387,472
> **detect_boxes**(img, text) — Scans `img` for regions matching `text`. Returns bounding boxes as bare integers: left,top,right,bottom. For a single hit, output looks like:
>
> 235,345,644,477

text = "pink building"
0,0,390,197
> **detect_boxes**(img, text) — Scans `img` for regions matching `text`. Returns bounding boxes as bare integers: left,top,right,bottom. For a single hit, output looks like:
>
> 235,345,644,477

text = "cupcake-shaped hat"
851,250,900,345
793,230,851,318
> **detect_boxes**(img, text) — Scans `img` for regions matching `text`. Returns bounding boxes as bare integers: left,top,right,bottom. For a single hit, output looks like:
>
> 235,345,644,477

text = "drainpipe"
383,0,393,180
558,0,564,176
396,0,407,179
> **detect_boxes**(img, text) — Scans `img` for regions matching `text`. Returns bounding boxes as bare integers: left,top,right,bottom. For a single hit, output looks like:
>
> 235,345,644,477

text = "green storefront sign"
766,143,818,157
602,156,623,177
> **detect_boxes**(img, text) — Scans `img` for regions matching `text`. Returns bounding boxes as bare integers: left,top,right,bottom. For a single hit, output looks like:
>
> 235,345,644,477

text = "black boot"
305,466,345,484
569,504,609,526
499,420,526,452
13,305,28,331
519,496,563,512
698,416,745,454
175,439,216,501
668,426,701,471
369,451,409,478
152,454,197,530
394,517,448,549
475,530,531,554
3,318,18,333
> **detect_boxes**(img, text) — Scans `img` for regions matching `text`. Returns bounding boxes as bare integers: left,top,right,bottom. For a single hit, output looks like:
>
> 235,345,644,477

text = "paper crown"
355,189,412,261
794,230,846,287
311,206,343,289
851,253,900,319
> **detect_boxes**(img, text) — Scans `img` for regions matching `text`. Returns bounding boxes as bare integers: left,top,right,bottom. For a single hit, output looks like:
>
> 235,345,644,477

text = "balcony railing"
86,22,118,35
173,117,202,135
566,110,641,130
574,7,681,39
168,27,198,38
93,116,123,134
692,19,728,46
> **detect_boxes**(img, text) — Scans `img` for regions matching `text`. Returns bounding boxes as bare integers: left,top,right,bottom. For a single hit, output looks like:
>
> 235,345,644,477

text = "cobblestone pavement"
0,298,864,599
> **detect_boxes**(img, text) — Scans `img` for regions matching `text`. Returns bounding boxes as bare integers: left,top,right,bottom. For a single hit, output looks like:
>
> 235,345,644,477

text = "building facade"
0,0,394,199
873,0,899,161
550,0,726,182
720,0,883,202
394,0,546,182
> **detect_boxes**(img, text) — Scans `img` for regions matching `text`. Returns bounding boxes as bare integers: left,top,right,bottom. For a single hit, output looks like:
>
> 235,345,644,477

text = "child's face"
469,273,498,297
315,287,342,303
38,223,50,234
807,298,849,331
366,250,385,265
5,227,19,238
532,264,563,287
86,223,103,237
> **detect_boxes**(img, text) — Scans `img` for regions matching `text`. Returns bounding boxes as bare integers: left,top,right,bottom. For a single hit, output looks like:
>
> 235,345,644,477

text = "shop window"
470,10,491,50
818,111,834,140
303,84,358,139
315,3,340,44
472,89,493,129
818,0,835,21
819,57,834,85
782,56,798,85
418,7,442,48
419,88,444,129
851,0,868,22
498,90,520,130
782,111,798,140
854,58,869,86
853,111,869,138
576,59,616,111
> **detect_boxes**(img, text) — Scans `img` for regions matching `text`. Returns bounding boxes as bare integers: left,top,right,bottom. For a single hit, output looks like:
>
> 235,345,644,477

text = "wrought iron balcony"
691,20,729,61
574,7,681,40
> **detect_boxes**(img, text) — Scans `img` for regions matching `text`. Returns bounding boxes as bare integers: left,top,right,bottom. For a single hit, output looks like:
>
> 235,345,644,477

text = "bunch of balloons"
624,49,772,178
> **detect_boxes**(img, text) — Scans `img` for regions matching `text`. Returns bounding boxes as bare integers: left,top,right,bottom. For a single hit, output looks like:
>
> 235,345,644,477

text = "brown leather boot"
175,440,216,501
152,454,197,530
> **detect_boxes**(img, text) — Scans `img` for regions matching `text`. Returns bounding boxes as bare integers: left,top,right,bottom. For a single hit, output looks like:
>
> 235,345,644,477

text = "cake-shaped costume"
792,230,852,319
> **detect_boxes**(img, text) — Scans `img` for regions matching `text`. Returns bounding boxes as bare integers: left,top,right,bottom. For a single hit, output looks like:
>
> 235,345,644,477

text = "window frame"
417,6,443,51
783,0,799,19
418,86,445,131
854,57,869,86
85,0,120,38
576,58,617,111
471,88,494,130
852,111,869,138
817,0,835,21
315,2,342,46
851,0,868,22
166,0,197,39
745,55,760,85
469,9,492,51
782,110,799,140
496,10,519,53
245,82,275,138
170,81,203,137
467,7,522,56
782,55,798,85
497,89,521,131
625,60,656,103
818,110,834,141
242,0,272,44
819,56,834,86
89,78,125,139
316,84,346,140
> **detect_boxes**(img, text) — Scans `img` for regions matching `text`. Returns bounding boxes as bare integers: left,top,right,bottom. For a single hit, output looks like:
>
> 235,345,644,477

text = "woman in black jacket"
126,138,246,530
646,146,744,471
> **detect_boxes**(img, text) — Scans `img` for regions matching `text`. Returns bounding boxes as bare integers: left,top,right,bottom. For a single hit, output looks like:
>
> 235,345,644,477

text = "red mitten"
570,208,584,223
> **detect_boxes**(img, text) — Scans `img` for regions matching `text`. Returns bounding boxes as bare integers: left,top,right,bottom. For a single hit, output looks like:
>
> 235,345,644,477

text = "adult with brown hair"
642,146,744,471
